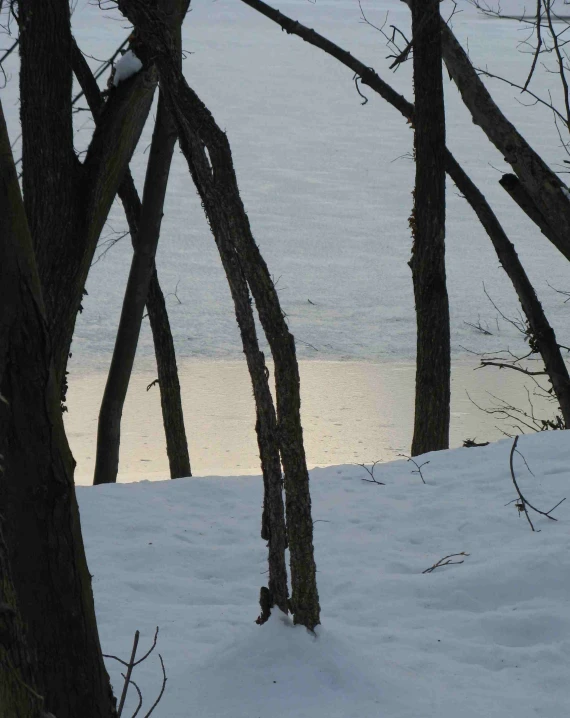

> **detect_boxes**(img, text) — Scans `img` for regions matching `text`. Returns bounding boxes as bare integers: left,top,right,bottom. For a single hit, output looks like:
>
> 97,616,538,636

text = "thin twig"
355,460,385,485
423,552,469,574
141,655,167,718
117,630,140,717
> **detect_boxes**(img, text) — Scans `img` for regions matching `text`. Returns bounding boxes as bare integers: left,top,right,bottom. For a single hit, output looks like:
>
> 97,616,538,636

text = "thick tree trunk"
0,525,45,718
19,0,157,397
72,41,191,479
410,0,450,456
0,100,116,718
236,0,570,429
94,91,178,485
117,0,319,629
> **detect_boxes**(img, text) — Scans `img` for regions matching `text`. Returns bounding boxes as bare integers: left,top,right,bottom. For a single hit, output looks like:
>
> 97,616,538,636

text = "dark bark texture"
117,0,319,629
72,41,191,480
93,91,178,485
410,0,450,456
0,100,116,718
19,0,157,395
440,23,570,262
0,524,45,718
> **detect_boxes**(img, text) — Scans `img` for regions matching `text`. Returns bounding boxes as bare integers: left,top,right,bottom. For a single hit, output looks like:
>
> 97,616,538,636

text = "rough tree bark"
0,524,45,718
117,0,319,629
0,99,116,718
236,0,570,428
71,40,191,479
440,23,570,262
19,0,157,396
409,0,450,455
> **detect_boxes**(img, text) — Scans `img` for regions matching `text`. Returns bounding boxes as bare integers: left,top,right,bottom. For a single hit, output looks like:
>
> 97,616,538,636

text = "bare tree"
71,38,192,479
93,0,187,486
116,0,320,630
0,96,116,717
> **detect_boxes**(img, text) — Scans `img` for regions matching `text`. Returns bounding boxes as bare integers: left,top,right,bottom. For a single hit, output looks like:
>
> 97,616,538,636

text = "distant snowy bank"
80,430,570,717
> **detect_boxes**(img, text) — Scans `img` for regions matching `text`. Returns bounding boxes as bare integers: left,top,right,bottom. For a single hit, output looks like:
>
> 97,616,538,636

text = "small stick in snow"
355,460,385,485
508,436,566,531
422,552,470,574
398,454,429,484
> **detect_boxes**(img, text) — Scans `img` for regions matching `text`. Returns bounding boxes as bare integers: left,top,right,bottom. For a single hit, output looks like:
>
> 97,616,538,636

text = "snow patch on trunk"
113,50,143,86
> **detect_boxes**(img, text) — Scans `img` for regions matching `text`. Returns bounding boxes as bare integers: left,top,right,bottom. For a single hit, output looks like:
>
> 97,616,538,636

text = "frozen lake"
66,358,556,484
3,0,569,478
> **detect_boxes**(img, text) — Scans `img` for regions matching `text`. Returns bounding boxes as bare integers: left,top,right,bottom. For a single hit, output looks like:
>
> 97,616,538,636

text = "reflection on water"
65,360,557,485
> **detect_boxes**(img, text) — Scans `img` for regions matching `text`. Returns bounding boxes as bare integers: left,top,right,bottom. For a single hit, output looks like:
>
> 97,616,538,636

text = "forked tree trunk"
93,91,179,485
117,0,320,630
410,0,450,456
19,0,157,398
94,0,185,486
0,100,116,718
72,41,191,479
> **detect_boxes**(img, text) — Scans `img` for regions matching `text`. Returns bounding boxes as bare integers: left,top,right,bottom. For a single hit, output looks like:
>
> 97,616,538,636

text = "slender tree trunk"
117,0,320,629
0,99,116,718
72,41,191,479
147,268,192,477
440,23,570,262
444,157,570,426
94,91,178,485
410,0,450,456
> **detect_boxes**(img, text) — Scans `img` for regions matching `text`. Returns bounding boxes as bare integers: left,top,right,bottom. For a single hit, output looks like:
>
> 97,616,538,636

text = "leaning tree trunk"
0,99,116,718
440,22,570,262
117,0,320,630
71,40,191,479
93,90,179,485
409,0,450,456
94,0,186,486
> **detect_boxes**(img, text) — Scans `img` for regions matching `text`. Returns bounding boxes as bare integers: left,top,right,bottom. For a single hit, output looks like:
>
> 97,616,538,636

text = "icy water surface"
66,359,556,484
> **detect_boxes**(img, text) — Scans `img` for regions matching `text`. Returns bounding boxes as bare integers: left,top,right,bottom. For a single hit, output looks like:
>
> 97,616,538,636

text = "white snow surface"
112,50,143,86
80,430,570,718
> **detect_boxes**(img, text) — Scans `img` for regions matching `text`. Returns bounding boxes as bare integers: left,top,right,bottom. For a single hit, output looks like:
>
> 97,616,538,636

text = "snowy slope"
80,430,570,717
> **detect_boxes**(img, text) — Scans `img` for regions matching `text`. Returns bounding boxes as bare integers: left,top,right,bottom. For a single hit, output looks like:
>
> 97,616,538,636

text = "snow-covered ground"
80,429,570,717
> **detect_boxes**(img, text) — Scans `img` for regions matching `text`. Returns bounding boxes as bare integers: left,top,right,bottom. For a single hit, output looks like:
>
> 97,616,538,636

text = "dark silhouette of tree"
409,0,450,455
0,96,116,718
116,0,320,630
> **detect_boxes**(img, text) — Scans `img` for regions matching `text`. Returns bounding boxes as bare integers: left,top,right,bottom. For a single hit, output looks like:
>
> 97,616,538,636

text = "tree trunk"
0,99,116,718
19,0,157,398
445,157,570,426
410,0,450,456
117,0,320,629
72,41,191,479
147,268,192,477
440,23,570,262
94,91,178,485
0,524,45,718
